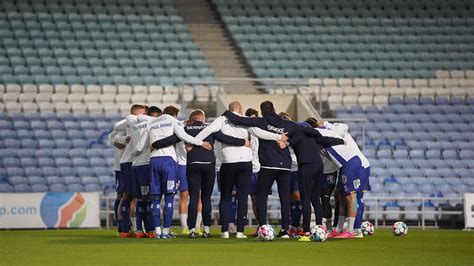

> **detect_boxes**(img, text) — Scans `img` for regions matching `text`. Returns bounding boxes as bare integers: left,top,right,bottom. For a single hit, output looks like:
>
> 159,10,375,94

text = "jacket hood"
263,112,283,127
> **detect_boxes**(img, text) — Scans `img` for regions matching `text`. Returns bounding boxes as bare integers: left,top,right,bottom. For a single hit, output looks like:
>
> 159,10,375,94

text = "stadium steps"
175,0,258,92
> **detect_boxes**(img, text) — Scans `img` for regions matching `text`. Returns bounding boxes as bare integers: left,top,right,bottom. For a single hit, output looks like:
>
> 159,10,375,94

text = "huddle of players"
109,100,371,239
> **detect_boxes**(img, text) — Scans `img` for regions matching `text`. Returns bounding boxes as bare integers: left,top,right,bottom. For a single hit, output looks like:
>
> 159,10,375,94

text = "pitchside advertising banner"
464,193,474,229
0,192,100,229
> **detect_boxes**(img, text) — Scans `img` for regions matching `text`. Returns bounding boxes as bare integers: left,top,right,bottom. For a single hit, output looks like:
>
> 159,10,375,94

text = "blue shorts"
249,172,272,196
132,164,150,198
149,156,178,195
290,171,299,193
322,171,338,190
177,164,188,192
339,157,371,195
118,162,133,194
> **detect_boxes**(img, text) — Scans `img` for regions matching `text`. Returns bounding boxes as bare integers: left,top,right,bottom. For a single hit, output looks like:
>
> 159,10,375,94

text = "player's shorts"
249,172,272,196
290,171,299,193
118,162,133,194
177,164,188,192
132,164,150,198
322,171,338,190
149,156,178,195
339,157,371,195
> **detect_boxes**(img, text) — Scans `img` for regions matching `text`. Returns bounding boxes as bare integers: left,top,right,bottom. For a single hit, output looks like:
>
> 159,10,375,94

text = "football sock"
337,216,346,232
113,199,120,225
120,199,130,233
325,218,333,231
196,212,202,229
163,227,170,235
145,200,154,233
135,200,145,232
354,192,365,230
117,199,123,233
204,226,210,234
180,213,188,230
347,217,355,233
290,200,302,227
155,227,161,236
151,195,162,229
130,217,137,232
163,193,174,229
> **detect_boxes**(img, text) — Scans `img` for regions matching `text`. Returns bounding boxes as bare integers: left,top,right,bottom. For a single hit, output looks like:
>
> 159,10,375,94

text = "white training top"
114,118,134,164
148,114,203,161
128,115,154,167
289,147,298,172
214,141,222,171
176,141,187,166
251,135,261,173
317,122,370,168
195,114,281,164
108,129,126,171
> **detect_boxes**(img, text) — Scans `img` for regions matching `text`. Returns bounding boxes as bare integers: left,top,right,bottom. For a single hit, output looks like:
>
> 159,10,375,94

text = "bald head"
228,101,243,115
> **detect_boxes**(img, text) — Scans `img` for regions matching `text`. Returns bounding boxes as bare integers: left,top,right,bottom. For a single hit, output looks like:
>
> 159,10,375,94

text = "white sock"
155,227,161,235
163,227,170,235
204,226,210,234
347,218,355,233
325,218,333,231
189,228,195,233
130,217,137,232
196,212,202,229
337,216,346,232
180,213,188,229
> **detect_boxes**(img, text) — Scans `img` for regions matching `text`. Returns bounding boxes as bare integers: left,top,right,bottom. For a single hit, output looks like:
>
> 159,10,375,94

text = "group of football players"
108,100,371,240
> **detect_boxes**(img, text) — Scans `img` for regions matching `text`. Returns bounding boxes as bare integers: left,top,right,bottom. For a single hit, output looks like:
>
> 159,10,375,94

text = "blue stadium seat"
50,184,68,192
0,184,14,192
410,149,425,159
14,184,31,192
59,167,78,177
31,184,49,192
68,184,85,192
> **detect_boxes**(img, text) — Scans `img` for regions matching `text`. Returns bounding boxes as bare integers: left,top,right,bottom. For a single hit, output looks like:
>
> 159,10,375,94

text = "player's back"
217,116,252,163
148,114,178,160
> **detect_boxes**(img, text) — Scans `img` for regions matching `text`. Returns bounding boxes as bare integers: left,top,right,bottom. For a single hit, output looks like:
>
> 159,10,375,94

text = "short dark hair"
163,105,180,117
305,117,319,128
147,106,162,116
245,108,258,117
260,101,275,116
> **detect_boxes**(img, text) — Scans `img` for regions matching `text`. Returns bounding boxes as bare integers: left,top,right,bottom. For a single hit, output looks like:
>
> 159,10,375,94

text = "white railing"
99,195,463,230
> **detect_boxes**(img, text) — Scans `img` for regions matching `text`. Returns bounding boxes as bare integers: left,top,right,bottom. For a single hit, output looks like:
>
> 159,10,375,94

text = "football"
361,221,375,236
258,224,276,241
310,225,328,242
392,222,408,236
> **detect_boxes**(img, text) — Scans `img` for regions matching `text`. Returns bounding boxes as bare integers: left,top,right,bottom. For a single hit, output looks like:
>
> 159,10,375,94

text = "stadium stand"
0,112,117,193
213,0,474,80
0,0,215,86
333,86,474,200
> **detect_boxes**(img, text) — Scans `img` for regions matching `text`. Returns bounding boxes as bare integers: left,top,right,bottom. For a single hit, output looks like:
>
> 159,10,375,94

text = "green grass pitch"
1,228,473,265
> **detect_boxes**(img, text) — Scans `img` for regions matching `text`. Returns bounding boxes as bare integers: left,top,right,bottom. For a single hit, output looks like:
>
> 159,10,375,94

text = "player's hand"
185,144,193,152
201,141,212,151
244,138,251,148
114,142,125,149
277,140,287,149
280,132,289,142
125,136,131,143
